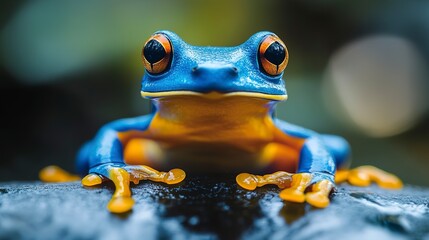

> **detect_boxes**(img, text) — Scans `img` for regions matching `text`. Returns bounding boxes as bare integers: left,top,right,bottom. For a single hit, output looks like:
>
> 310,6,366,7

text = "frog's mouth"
140,91,288,101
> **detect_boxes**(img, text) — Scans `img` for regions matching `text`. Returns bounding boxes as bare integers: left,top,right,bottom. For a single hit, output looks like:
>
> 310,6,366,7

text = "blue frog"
41,31,402,213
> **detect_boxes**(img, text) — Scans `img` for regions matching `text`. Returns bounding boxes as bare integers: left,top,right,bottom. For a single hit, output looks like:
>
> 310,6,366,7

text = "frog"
40,30,402,213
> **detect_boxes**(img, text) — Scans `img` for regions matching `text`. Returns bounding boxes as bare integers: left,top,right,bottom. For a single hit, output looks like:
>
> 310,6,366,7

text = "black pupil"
144,39,166,63
264,41,285,65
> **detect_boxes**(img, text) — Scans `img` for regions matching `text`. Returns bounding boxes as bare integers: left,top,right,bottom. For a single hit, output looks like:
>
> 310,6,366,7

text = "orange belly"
119,95,305,173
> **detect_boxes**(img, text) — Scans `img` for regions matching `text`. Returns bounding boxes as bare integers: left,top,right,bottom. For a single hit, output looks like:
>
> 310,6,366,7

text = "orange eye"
258,35,288,76
142,34,172,74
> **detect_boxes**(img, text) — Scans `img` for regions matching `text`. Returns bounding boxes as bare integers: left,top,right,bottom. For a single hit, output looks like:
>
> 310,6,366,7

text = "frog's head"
140,30,288,101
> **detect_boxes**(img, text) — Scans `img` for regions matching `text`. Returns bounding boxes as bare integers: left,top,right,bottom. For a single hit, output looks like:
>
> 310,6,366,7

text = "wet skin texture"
40,31,402,213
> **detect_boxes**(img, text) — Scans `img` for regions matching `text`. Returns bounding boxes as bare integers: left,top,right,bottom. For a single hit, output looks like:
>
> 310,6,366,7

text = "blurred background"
0,0,428,186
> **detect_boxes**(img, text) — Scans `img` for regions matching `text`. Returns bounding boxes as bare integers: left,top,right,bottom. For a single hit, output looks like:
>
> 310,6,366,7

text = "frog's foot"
39,165,80,182
335,165,402,189
85,164,186,213
236,171,293,190
236,172,334,208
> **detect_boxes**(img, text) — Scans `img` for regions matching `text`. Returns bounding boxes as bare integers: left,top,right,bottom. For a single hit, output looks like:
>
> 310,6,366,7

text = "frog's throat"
140,91,288,101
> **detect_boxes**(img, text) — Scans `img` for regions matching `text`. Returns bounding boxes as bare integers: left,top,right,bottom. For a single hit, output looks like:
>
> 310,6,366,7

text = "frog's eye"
258,35,288,76
142,34,172,74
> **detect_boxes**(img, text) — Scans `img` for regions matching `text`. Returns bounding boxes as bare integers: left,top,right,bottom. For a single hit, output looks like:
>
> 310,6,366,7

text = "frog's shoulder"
272,118,317,139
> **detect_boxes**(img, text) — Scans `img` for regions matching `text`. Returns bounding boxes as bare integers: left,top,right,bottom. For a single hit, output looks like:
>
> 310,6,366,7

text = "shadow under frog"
112,175,311,239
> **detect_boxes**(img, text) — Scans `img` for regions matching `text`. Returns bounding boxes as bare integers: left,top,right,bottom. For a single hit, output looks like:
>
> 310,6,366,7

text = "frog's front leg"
283,136,336,207
237,136,336,208
80,115,186,213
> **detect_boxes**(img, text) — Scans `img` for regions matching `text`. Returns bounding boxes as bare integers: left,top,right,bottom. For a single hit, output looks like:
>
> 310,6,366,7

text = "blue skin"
76,30,350,186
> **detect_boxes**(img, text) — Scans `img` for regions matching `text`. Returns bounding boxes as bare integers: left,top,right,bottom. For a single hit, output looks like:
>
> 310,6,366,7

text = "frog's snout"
190,63,242,93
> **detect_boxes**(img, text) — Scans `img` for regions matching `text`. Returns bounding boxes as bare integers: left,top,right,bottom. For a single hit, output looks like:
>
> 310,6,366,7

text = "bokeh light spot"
324,35,427,137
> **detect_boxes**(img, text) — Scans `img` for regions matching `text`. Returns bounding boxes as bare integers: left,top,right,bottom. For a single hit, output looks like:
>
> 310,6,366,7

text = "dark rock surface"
0,176,428,240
